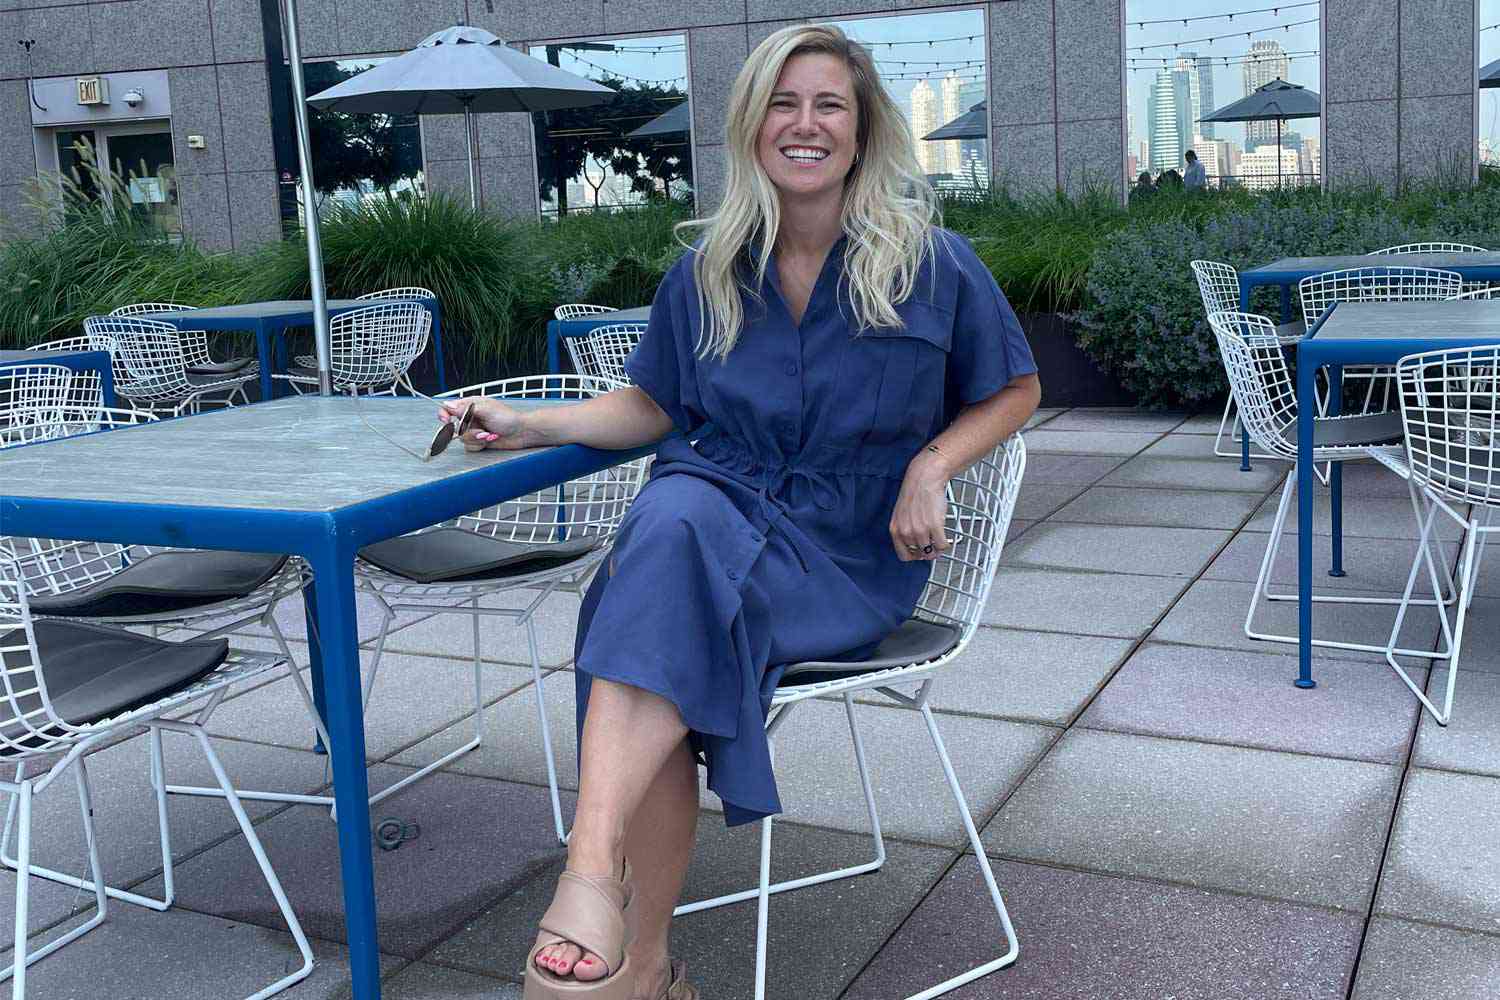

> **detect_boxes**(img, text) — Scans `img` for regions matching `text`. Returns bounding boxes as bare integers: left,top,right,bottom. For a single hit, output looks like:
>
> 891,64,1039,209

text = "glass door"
102,129,180,235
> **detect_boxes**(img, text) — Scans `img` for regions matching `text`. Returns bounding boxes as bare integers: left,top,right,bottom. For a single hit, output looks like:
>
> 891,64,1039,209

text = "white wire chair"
672,435,1026,1000
0,365,102,448
564,322,646,384
110,302,250,380
0,546,313,999
1190,260,1309,461
276,301,430,396
0,408,322,913
1207,310,1456,657
1383,345,1500,725
291,287,439,377
85,315,258,416
553,303,618,321
1298,266,1465,415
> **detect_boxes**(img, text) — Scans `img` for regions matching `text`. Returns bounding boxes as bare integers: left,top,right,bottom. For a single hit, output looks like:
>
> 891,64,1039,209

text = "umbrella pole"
283,0,333,396
464,99,479,211
1277,118,1283,190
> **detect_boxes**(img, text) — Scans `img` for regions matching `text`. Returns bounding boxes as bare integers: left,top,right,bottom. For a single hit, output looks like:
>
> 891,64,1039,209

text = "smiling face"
755,52,859,204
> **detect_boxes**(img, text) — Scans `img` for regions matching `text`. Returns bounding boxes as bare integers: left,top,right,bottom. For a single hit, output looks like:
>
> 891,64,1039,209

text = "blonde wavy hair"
675,24,940,360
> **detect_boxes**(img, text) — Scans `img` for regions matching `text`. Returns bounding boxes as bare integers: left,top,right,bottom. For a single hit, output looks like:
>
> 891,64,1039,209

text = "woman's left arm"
888,372,1041,563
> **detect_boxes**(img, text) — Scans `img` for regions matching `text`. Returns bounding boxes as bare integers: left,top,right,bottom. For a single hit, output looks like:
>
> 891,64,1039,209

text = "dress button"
785,362,798,376
726,568,740,581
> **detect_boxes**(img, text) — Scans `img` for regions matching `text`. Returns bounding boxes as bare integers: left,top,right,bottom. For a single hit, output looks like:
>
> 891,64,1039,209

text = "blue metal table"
0,349,117,408
145,298,447,401
546,305,650,373
0,395,650,1000
1294,299,1500,689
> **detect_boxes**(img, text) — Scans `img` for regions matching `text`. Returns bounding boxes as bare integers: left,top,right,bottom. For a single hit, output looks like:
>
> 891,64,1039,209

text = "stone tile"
1332,460,1417,498
1011,483,1086,521
688,24,747,146
385,963,519,998
6,6,95,78
1427,596,1500,674
880,627,1131,725
1052,486,1261,529
1016,452,1124,486
336,0,466,54
0,81,32,188
286,0,341,59
1149,577,1443,665
1042,408,1188,433
1101,435,1288,492
1203,530,1456,597
424,158,473,203
168,66,228,176
1245,491,1466,540
422,112,533,164
391,668,580,794
1019,428,1162,457
177,172,233,252
203,655,537,762
983,568,1188,638
1375,768,1500,933
1001,523,1231,578
702,699,1057,848
0,869,108,953
92,0,214,72
1350,917,1500,1000
1399,0,1475,100
1025,410,1064,431
605,0,742,32
431,820,954,1000
1400,94,1477,184
228,169,284,249
692,141,726,214
139,768,574,958
470,1,606,44
479,154,540,220
846,857,1363,1000
1005,517,1034,542
3,904,381,998
991,123,1057,196
1325,0,1398,102
216,62,277,174
1079,643,1423,764
230,589,415,645
210,0,268,64
984,729,1401,911
1174,411,1225,435
1325,99,1399,192
14,733,330,890
378,590,582,667
1057,117,1122,196
1053,0,1121,123
988,0,1053,127
1413,669,1500,777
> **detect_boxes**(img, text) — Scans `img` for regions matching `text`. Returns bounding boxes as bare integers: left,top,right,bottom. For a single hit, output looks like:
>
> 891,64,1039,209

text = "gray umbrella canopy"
923,101,987,142
1199,78,1320,125
306,25,615,208
628,100,691,138
1483,56,1500,89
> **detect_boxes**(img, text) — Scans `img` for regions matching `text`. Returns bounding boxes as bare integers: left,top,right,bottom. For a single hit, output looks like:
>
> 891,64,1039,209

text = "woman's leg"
620,739,698,997
536,677,691,982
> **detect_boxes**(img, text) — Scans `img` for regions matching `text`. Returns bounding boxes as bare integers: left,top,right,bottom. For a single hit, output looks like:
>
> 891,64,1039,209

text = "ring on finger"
905,544,921,554
922,543,935,555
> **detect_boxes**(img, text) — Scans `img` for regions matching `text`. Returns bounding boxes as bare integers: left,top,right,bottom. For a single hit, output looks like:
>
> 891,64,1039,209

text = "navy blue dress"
574,228,1037,825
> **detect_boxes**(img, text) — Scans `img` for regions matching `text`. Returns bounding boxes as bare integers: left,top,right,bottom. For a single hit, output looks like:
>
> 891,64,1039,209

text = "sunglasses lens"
428,422,456,459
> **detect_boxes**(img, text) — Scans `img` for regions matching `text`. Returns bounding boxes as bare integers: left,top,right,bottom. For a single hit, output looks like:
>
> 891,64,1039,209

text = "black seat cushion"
358,528,603,584
779,619,961,687
27,552,289,618
0,620,227,745
187,357,255,377
1308,410,1405,448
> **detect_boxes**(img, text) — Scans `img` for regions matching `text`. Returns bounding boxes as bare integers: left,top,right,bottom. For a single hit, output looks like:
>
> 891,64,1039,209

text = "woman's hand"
438,398,530,452
890,450,951,562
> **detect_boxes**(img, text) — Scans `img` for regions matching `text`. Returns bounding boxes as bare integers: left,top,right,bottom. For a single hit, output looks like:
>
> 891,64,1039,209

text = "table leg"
306,543,381,1000
429,302,448,392
1237,281,1258,472
303,580,329,755
1326,365,1346,577
547,321,561,376
1297,352,1318,689
256,320,275,402
96,356,117,409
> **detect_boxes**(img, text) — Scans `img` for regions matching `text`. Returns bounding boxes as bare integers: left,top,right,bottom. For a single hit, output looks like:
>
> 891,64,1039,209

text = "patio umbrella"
628,100,691,138
1482,56,1500,88
1199,78,1321,188
307,25,616,210
922,101,987,142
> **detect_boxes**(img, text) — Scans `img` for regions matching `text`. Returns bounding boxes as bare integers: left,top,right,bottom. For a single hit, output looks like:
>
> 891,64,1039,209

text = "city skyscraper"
1147,66,1192,173
939,72,964,174
909,79,939,176
1241,40,1291,150
1176,52,1214,141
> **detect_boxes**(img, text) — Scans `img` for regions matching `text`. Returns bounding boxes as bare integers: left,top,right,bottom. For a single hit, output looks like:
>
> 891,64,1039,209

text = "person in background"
1132,171,1157,201
1184,149,1207,191
1158,167,1183,190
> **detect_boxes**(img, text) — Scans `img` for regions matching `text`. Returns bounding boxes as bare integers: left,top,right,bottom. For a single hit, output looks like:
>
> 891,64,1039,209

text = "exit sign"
76,77,108,105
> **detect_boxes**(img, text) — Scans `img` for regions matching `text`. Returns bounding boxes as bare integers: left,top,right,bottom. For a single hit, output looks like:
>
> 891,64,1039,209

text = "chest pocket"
847,302,954,449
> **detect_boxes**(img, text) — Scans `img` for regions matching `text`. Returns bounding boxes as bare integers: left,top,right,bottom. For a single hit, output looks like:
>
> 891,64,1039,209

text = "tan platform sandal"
524,863,635,1000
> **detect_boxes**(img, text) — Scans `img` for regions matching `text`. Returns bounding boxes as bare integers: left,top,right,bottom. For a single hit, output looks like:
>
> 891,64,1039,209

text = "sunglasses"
348,381,478,463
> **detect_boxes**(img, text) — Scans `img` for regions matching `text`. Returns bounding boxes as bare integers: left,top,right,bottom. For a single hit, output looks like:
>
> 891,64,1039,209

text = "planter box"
1019,312,1136,408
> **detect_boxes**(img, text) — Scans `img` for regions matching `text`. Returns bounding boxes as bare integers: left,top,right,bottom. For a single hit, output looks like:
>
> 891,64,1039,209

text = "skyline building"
909,79,940,176
1238,145,1302,189
938,72,964,174
1147,65,1192,173
1176,52,1215,141
1242,40,1291,150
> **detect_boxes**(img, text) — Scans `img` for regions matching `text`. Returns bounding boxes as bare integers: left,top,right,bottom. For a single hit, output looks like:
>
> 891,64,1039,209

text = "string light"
1129,16,1319,52
565,53,686,86
845,34,982,48
1129,2,1317,30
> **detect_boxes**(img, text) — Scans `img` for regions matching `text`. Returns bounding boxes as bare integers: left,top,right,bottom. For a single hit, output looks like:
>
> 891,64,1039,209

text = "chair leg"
166,722,314,1000
903,705,1018,1000
751,740,776,1000
1211,396,1238,458
524,615,568,845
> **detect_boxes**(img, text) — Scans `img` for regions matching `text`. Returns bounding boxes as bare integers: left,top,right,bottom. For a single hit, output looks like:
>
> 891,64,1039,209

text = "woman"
440,25,1040,1000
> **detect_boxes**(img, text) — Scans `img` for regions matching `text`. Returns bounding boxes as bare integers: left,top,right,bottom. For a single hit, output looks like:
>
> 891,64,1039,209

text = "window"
821,8,989,197
526,34,693,217
1124,1,1322,195
286,57,425,224
43,122,180,235
1481,1,1500,178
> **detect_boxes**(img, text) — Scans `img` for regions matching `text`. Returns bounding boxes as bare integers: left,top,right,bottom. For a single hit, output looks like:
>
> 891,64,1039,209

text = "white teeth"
783,148,828,162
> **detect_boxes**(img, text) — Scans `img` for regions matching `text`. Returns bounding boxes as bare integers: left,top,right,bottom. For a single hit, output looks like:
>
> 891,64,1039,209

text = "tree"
295,61,418,204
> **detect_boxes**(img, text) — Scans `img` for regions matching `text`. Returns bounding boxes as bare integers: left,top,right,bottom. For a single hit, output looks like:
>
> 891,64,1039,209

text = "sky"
1124,0,1323,157
1481,0,1500,159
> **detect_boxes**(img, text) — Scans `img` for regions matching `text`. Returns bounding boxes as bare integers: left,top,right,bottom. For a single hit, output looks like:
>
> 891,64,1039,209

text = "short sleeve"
624,257,707,435
942,230,1038,407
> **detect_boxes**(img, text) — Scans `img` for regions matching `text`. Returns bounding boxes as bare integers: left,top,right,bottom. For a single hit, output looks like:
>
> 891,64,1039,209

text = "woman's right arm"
440,386,676,453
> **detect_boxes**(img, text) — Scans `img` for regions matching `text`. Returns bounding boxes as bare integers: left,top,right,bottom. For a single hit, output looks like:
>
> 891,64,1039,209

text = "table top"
1308,299,1500,342
0,395,568,513
1245,252,1500,278
144,298,426,322
556,305,651,331
0,348,107,364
